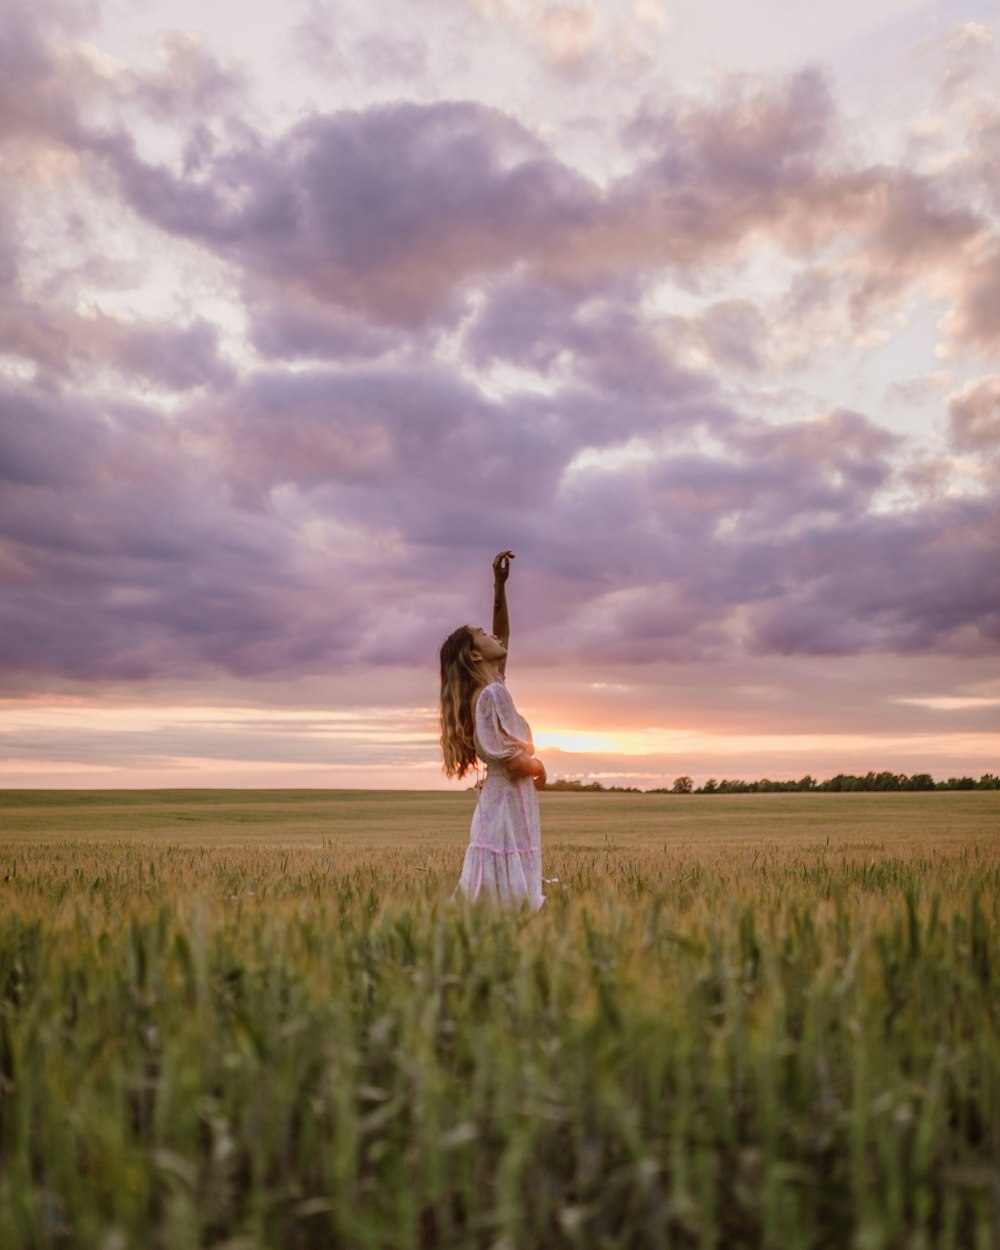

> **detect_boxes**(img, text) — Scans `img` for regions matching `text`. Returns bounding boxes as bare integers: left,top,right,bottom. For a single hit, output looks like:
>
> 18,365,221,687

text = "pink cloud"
949,375,1000,454
944,248,1000,356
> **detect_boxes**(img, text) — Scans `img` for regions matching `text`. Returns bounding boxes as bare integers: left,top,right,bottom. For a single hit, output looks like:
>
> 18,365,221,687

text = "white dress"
455,678,545,911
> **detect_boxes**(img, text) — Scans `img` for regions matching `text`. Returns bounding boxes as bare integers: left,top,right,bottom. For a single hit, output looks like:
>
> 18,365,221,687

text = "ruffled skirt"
455,768,544,911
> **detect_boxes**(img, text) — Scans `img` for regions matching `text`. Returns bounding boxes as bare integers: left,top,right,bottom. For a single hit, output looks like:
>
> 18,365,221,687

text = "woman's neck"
476,660,504,686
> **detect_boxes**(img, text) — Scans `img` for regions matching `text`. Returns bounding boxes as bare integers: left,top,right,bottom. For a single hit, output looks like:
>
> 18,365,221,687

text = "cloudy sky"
1,0,998,789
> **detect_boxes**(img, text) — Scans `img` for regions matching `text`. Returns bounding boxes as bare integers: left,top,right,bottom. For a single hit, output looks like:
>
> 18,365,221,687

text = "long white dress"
455,678,545,911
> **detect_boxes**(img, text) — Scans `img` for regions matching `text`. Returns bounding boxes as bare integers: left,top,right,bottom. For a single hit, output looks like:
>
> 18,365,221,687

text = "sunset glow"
1,0,998,789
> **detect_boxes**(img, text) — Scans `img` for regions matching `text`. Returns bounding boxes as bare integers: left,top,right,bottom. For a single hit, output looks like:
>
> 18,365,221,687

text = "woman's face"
469,626,507,662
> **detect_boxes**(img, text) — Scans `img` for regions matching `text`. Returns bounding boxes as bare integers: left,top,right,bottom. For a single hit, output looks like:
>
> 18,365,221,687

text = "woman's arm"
492,550,514,674
506,750,546,789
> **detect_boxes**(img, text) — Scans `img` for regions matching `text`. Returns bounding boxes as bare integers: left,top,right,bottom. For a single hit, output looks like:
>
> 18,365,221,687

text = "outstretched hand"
493,550,515,584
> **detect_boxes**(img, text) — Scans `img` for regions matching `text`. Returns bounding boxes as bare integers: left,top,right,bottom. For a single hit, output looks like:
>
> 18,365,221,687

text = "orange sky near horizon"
3,681,997,789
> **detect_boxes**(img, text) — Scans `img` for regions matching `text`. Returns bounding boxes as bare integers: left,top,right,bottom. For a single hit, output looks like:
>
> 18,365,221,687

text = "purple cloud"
248,295,403,362
747,496,1000,656
1,7,999,701
95,101,600,325
0,0,97,148
0,268,232,388
3,345,998,685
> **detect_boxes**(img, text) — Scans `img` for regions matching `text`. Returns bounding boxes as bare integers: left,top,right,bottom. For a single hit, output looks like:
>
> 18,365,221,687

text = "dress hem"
468,843,537,855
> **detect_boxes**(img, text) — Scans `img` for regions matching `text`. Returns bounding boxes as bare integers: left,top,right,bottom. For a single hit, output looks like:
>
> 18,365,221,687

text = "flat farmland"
3,787,997,847
1,790,997,1250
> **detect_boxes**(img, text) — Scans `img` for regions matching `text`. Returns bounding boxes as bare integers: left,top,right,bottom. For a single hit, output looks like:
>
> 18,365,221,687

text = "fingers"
493,550,515,566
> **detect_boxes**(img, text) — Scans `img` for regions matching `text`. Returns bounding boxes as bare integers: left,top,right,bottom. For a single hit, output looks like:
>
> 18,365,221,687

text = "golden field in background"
3,787,997,848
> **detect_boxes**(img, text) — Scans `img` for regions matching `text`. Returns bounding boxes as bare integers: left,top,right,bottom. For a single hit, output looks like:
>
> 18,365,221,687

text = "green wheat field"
1,790,998,1250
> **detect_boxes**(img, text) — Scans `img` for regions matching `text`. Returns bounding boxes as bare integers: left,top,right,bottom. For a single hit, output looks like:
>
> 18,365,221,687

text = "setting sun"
532,728,625,754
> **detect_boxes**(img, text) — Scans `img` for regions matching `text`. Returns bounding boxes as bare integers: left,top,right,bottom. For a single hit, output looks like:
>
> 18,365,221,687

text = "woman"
439,551,547,911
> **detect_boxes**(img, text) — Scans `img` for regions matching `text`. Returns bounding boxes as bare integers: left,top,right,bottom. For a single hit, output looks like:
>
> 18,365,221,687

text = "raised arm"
492,550,514,673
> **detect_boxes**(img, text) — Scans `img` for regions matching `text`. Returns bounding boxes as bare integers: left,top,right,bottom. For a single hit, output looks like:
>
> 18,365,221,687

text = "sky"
1,0,998,790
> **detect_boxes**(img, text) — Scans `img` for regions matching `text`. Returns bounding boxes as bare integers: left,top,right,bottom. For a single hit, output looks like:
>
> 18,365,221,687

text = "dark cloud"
551,478,1000,663
514,405,998,664
1,358,575,681
747,496,1000,656
0,378,357,680
248,296,402,362
0,379,108,486
3,345,998,684
464,275,716,412
728,409,899,516
85,72,789,318
96,100,600,325
187,364,574,549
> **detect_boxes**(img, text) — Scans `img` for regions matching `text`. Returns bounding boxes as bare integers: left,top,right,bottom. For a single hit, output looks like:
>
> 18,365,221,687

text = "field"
1,790,998,1249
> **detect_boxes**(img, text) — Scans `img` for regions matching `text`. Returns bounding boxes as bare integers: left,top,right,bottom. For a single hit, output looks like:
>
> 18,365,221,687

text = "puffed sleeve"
475,684,529,765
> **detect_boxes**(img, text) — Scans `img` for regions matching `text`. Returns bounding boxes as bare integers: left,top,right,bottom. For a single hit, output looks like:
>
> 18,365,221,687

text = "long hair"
439,625,484,780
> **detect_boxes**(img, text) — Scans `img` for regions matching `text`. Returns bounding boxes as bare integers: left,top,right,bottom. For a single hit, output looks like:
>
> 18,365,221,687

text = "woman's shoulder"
474,680,509,710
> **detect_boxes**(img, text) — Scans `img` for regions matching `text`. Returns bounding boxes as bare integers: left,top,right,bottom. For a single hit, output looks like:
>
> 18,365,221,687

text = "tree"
672,775,693,794
907,773,935,791
942,776,976,790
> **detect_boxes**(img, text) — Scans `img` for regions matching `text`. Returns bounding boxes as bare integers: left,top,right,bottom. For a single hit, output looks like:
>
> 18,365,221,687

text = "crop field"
1,790,998,1250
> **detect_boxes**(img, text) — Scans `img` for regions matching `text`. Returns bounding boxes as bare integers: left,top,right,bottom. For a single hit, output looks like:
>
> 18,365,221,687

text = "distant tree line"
543,778,642,793
543,771,999,793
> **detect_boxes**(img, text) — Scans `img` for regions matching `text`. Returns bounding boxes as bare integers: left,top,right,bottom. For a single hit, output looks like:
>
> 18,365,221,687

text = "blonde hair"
439,625,483,780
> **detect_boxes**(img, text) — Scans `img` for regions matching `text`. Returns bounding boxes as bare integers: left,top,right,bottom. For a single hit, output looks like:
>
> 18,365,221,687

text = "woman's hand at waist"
506,751,546,789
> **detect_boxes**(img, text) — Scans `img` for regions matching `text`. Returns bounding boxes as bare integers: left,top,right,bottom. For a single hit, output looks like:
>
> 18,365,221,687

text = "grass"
2,788,997,846
0,790,997,1249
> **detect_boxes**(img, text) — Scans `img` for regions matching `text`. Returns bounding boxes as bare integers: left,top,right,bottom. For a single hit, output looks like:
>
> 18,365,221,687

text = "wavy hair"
439,625,483,780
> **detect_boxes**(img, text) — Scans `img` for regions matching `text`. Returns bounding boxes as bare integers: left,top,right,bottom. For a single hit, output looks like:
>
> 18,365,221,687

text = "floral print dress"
455,678,545,911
